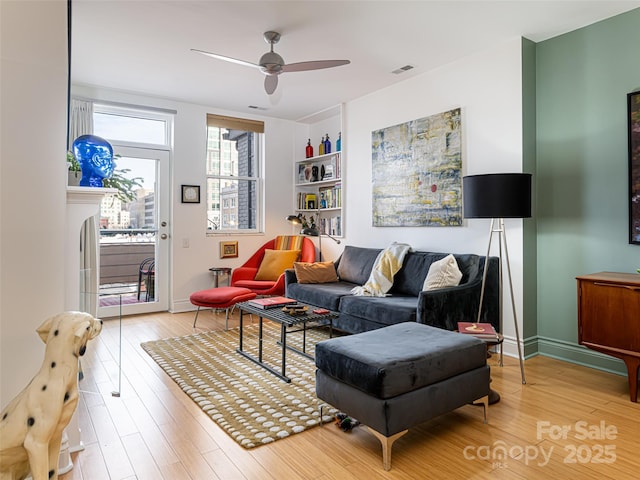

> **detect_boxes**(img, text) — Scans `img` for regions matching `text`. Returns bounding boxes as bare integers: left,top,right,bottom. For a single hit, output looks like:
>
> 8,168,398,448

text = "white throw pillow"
422,254,463,291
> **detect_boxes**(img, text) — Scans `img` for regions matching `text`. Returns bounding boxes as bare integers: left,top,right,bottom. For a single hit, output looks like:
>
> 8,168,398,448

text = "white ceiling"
71,1,640,122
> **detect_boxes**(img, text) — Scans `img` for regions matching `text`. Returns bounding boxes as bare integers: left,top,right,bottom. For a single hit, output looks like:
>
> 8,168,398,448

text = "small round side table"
209,267,232,288
481,333,504,405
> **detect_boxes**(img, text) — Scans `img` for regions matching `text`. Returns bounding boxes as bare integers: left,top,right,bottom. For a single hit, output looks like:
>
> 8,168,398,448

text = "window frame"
205,114,264,235
93,103,173,149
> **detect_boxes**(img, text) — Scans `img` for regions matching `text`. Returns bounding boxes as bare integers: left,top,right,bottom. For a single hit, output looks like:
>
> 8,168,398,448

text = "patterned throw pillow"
422,254,462,291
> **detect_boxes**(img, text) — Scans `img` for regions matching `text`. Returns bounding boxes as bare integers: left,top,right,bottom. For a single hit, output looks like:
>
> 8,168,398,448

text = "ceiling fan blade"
282,59,350,73
264,75,278,95
191,49,259,69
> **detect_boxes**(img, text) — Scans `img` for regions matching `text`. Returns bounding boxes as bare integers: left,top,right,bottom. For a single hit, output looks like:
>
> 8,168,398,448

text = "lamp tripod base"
477,218,526,385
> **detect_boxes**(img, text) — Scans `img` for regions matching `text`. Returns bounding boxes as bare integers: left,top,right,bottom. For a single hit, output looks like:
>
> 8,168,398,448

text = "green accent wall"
535,9,640,374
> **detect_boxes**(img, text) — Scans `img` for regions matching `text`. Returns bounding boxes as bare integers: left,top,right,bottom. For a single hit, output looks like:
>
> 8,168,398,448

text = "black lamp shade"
463,173,532,219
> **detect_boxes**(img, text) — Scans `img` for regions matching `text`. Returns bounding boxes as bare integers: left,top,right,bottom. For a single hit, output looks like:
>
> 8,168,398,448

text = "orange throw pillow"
293,261,339,284
254,249,301,281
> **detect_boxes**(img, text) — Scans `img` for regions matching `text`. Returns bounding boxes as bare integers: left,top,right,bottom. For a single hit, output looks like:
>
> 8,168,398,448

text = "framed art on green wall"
629,91,640,245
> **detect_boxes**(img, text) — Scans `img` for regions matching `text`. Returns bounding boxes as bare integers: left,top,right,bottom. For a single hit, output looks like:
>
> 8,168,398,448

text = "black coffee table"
235,300,338,383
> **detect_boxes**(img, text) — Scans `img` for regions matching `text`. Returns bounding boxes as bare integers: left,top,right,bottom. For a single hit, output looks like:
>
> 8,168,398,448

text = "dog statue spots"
0,312,102,480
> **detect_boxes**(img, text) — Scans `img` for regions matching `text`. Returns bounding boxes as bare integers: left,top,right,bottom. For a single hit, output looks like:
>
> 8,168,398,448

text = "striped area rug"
141,322,338,448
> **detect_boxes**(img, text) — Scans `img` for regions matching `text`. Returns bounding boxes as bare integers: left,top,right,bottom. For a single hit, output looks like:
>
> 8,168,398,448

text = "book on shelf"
457,322,498,339
247,297,298,309
305,193,317,209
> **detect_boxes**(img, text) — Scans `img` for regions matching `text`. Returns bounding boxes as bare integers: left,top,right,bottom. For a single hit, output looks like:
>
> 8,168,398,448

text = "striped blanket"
351,242,411,297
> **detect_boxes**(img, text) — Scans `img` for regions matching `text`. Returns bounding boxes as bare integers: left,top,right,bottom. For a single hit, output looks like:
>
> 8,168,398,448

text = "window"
206,114,263,233
93,104,171,146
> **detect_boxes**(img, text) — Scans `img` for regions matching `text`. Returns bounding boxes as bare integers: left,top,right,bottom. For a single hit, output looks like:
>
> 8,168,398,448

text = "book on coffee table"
247,296,298,309
457,322,499,339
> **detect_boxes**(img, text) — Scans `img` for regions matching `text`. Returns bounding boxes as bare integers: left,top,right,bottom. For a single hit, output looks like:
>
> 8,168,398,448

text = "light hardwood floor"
60,309,640,480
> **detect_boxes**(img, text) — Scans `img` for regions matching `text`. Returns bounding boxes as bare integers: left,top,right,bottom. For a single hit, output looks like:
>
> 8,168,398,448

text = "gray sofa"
284,246,499,334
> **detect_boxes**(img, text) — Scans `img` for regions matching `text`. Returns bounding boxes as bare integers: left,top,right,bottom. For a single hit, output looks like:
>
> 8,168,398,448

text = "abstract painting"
371,108,462,227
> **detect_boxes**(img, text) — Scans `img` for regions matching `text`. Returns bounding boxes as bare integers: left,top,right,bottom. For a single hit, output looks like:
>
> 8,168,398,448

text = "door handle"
161,234,168,240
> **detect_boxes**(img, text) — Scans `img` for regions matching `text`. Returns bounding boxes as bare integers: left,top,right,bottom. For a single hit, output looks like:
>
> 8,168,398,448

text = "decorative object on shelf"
67,150,81,186
181,184,201,203
306,139,314,158
319,136,325,156
336,131,342,152
304,164,312,182
220,240,238,259
372,108,462,227
311,165,319,182
324,134,331,154
72,134,115,188
628,90,640,244
463,172,532,385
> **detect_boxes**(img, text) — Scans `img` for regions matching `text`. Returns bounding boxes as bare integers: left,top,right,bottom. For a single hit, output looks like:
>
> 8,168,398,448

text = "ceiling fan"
192,31,350,95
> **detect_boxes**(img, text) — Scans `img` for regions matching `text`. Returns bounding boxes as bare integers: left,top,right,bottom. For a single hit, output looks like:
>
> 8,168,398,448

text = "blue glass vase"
72,135,115,187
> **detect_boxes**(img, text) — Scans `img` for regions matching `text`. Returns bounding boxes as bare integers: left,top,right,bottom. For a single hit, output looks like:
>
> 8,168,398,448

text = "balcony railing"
99,230,155,287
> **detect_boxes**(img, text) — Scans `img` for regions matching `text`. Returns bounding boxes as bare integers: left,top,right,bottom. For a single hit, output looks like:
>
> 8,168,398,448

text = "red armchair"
231,236,316,296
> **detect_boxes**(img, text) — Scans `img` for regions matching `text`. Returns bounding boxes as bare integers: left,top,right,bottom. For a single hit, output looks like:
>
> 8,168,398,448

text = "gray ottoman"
315,322,490,470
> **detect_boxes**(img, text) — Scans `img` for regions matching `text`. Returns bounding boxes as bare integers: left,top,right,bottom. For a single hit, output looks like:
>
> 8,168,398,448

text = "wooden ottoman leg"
367,427,408,471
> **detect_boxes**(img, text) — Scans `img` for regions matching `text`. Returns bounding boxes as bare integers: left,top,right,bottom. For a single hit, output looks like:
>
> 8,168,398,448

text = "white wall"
71,85,297,313
342,37,527,354
1,0,68,406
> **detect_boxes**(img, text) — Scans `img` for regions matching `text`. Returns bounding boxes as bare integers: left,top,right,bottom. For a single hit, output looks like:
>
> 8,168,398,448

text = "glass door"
98,145,170,317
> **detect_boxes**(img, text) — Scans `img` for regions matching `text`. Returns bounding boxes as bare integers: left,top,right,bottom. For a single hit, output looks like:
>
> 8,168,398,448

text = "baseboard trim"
534,336,627,377
499,335,627,377
171,299,197,313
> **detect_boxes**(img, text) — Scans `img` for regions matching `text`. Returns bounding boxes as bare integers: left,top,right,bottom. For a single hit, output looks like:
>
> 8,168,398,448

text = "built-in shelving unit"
294,105,344,238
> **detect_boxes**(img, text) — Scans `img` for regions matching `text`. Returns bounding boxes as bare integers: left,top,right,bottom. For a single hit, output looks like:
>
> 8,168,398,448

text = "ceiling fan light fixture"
259,51,284,74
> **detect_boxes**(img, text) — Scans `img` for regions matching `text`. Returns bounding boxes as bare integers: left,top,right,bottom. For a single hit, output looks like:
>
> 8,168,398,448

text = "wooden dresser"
576,272,640,402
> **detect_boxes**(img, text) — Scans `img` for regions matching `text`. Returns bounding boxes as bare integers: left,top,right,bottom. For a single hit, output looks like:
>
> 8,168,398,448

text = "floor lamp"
463,173,532,385
286,214,341,260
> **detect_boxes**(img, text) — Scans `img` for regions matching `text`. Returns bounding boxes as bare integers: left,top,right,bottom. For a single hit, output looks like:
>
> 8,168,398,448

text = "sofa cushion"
315,322,487,399
423,254,463,291
448,254,482,285
338,295,418,326
391,252,446,296
286,281,354,311
254,249,300,281
293,261,338,284
336,246,381,285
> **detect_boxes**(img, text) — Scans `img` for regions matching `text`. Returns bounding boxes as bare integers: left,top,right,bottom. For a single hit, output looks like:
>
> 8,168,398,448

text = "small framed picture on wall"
181,185,200,203
220,241,238,258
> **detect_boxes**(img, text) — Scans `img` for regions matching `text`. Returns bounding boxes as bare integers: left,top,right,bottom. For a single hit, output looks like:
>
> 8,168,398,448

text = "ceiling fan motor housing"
259,51,284,75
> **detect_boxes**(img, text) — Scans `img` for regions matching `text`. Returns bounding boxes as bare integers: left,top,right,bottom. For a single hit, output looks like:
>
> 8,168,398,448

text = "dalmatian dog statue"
0,311,102,480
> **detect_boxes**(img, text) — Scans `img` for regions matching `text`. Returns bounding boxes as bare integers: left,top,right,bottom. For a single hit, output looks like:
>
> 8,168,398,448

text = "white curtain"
70,98,99,317
68,98,94,149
